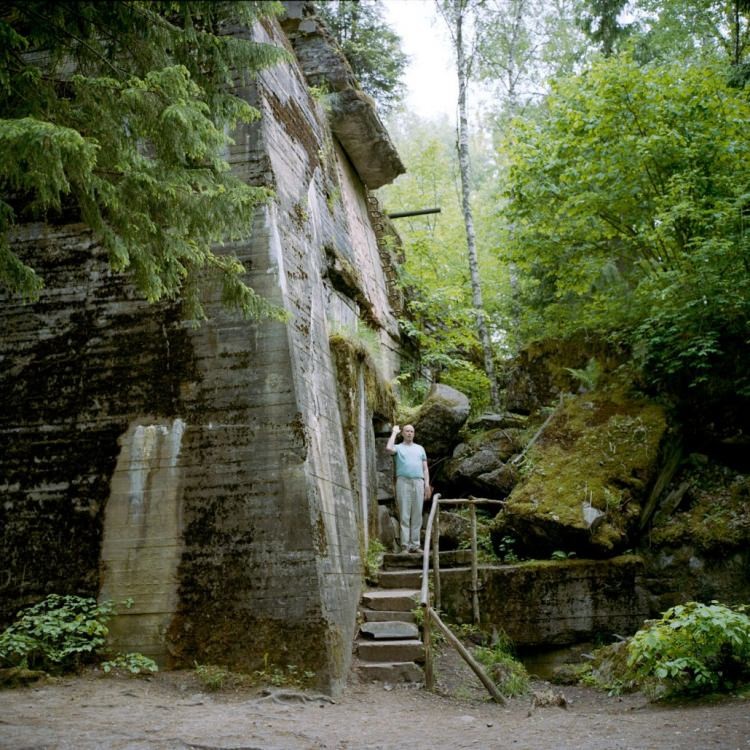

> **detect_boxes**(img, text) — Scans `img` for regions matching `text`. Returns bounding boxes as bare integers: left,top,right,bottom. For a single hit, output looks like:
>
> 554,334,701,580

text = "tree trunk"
454,0,500,409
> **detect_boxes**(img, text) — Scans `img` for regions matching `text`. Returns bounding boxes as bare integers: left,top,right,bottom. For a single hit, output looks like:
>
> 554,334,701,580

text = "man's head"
402,424,415,443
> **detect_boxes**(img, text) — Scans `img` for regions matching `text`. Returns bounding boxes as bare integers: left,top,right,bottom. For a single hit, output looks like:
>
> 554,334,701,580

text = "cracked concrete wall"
0,10,403,696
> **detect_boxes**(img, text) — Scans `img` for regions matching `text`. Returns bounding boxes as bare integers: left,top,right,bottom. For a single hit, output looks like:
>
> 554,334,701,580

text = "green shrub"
473,635,530,697
0,595,115,672
365,538,387,581
194,663,250,691
626,601,750,699
0,594,157,678
101,652,158,675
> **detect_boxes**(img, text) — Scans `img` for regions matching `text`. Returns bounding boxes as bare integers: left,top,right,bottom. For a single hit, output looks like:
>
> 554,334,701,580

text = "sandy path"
1,669,749,750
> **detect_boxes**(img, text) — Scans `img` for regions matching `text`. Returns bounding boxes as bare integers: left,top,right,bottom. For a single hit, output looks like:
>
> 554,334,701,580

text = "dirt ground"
1,648,749,750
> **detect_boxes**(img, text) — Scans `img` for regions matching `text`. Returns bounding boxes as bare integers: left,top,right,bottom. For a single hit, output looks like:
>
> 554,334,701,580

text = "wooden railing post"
470,500,479,625
432,506,441,611
429,606,505,704
423,604,434,689
419,496,508,704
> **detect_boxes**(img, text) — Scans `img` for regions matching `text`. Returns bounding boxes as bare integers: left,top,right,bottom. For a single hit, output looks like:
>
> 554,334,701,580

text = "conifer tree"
317,0,407,114
0,1,287,320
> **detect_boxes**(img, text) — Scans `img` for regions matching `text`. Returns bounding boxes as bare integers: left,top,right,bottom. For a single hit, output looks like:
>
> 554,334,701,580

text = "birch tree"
437,0,500,409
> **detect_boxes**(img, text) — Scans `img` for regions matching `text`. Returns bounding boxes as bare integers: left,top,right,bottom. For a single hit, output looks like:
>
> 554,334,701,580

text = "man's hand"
386,424,400,454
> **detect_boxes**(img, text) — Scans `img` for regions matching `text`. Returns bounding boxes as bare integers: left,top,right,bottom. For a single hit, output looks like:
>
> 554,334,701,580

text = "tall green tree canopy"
0,0,287,320
316,0,407,114
500,55,750,391
633,0,750,85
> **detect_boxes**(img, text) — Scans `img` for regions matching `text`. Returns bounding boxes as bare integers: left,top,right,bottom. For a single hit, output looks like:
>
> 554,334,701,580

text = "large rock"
504,337,625,415
494,388,669,557
443,428,522,497
412,384,470,461
281,2,404,190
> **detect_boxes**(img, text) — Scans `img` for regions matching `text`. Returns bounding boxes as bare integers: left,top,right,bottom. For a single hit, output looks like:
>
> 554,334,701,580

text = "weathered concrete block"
360,621,419,640
0,11,406,699
437,556,649,647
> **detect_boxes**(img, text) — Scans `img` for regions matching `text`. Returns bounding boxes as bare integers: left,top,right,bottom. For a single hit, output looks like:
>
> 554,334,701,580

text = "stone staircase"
353,551,425,683
353,550,473,684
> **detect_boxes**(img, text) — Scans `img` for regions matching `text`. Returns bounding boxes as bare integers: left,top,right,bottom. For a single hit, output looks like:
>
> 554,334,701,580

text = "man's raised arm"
386,424,400,454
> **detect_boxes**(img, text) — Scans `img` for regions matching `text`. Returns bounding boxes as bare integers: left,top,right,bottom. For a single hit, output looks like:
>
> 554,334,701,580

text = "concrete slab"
356,638,425,663
378,570,423,589
354,660,424,683
360,621,419,640
361,609,415,623
362,589,420,611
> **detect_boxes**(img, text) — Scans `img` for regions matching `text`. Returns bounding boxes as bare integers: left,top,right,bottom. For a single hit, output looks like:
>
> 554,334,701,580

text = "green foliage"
380,114,506,400
577,0,634,56
101,652,158,675
565,357,602,392
495,534,520,564
365,538,387,580
439,363,491,417
458,527,500,563
501,55,750,392
0,1,288,321
626,601,750,699
551,549,576,560
632,0,750,71
473,637,530,697
194,656,315,692
0,593,157,679
253,653,316,689
317,0,407,114
194,663,238,691
0,594,114,672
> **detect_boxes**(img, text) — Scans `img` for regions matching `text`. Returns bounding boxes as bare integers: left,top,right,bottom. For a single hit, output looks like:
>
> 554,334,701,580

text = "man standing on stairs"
386,424,431,553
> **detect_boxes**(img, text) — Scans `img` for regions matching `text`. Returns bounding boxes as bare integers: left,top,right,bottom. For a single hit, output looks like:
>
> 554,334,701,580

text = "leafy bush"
0,595,115,672
501,56,750,392
0,594,157,678
626,601,750,699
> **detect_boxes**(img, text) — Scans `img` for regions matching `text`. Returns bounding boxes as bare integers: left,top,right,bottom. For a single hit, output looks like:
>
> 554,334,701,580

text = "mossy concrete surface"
497,388,668,556
437,556,648,647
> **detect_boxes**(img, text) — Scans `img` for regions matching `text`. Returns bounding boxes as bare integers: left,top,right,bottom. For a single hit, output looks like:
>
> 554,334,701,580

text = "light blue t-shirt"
394,443,426,479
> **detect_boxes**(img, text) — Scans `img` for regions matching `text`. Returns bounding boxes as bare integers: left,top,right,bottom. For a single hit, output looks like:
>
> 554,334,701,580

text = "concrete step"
361,609,415,623
362,589,419,612
360,621,419,640
382,549,473,570
356,638,425,663
353,660,424,683
378,569,424,589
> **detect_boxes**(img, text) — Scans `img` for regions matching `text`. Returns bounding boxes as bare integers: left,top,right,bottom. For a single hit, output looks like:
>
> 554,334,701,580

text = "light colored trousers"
396,476,424,549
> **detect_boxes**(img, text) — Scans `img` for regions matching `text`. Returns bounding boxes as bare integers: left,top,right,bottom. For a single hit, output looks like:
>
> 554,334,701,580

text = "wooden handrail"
419,494,506,703
420,493,440,606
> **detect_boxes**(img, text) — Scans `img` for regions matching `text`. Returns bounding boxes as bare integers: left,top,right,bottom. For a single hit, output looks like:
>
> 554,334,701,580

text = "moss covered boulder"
504,336,626,414
494,389,668,557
